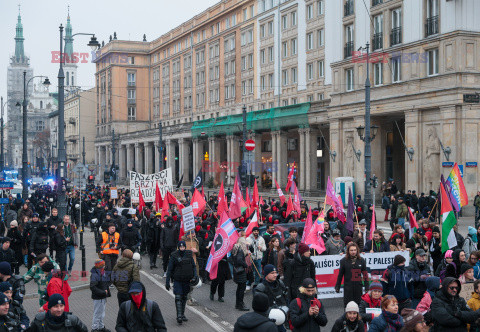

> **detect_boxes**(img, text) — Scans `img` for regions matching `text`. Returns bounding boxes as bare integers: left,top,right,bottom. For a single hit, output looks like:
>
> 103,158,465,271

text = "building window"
248,79,254,94
307,94,314,102
282,42,288,58
243,8,248,21
307,33,313,50
128,89,136,102
427,48,439,76
373,14,383,50
291,38,297,55
250,4,254,17
317,29,324,47
307,4,313,19
36,121,45,132
282,15,288,29
307,63,314,80
291,97,297,104
291,11,297,26
226,17,230,29
317,0,324,15
318,60,324,77
268,21,274,35
346,68,354,91
242,81,247,95
260,24,265,38
344,24,354,58
282,70,288,86
268,46,274,62
374,62,383,86
261,76,266,91
128,106,136,120
127,73,136,86
291,67,297,83
426,0,439,36
248,53,253,68
391,8,402,46
232,14,237,26
392,57,401,82
128,56,135,64
283,100,288,106
269,73,274,88
260,49,266,64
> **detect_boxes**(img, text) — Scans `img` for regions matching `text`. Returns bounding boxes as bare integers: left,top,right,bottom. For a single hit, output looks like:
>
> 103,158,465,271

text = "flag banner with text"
129,169,173,203
312,251,410,299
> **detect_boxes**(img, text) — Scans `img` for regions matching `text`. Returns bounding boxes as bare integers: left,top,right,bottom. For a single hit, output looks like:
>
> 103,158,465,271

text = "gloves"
165,283,170,291
334,286,340,293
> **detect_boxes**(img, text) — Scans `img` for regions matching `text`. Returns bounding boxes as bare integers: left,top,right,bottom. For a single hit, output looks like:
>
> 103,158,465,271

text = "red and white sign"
245,139,255,151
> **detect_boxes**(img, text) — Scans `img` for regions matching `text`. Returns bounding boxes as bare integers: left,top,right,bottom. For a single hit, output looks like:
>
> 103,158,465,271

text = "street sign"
466,162,478,167
0,182,14,189
458,164,464,177
245,139,255,151
463,94,480,103
442,162,454,167
72,163,88,177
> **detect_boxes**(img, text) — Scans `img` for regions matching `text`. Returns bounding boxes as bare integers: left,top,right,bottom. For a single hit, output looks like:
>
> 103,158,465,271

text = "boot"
175,295,183,325
181,295,188,322
237,302,249,311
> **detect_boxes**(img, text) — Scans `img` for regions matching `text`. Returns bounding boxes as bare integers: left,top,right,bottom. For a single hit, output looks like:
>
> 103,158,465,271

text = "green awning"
191,103,310,138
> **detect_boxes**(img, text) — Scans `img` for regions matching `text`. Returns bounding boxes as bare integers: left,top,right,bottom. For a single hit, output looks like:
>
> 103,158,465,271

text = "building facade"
94,0,480,210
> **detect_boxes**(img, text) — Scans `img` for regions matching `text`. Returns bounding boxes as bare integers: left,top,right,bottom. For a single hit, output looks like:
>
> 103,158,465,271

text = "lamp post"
18,73,51,200
56,24,99,218
0,97,7,174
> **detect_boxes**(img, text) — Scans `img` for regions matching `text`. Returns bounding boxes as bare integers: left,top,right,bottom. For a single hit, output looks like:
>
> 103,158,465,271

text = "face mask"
131,292,143,308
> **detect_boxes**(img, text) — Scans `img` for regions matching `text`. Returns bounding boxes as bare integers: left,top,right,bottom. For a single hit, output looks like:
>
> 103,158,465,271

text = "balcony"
390,27,402,46
344,41,354,59
127,81,136,87
344,0,354,17
372,0,383,6
372,32,383,50
425,15,438,37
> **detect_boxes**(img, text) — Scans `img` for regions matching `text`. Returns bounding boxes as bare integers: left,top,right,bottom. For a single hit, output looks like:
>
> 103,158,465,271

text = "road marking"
140,270,227,332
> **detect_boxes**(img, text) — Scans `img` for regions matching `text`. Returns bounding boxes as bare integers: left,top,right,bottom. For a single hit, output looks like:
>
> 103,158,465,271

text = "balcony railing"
127,81,136,87
390,27,402,46
372,0,383,6
344,41,354,59
344,0,354,17
425,15,439,37
372,32,383,50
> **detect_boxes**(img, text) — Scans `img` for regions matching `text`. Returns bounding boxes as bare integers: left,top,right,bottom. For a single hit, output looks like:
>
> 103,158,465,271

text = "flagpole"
205,202,220,221
248,252,261,276
427,198,438,221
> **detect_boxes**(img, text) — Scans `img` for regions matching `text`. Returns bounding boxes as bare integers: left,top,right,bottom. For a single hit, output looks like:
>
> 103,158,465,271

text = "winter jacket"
232,248,248,284
335,256,369,305
159,223,178,249
286,253,316,299
120,226,141,251
289,293,328,332
381,264,413,302
396,203,408,218
90,267,111,300
363,239,390,253
112,257,140,294
324,238,345,255
462,228,477,259
446,249,464,279
29,312,87,332
369,312,404,332
116,282,167,332
430,277,480,331
246,234,266,261
359,292,381,326
406,258,431,299
233,311,277,332
41,277,72,312
331,313,365,332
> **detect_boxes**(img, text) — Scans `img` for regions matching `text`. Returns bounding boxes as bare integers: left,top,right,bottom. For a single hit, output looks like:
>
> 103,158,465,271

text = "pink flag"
369,205,376,240
325,177,346,223
305,211,326,254
293,182,301,215
275,180,286,206
205,212,239,279
301,208,313,243
217,181,229,217
154,182,163,212
229,174,243,220
285,161,296,192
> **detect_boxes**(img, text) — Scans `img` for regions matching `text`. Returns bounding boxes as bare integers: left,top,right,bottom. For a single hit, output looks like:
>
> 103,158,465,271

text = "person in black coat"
6,222,22,274
332,301,365,332
119,220,141,253
335,242,369,306
446,249,466,279
160,217,178,275
0,239,16,274
210,256,231,302
90,259,111,332
49,225,67,272
233,292,277,332
285,243,316,300
363,230,390,253
429,226,443,273
231,235,250,311
289,277,328,332
145,216,161,270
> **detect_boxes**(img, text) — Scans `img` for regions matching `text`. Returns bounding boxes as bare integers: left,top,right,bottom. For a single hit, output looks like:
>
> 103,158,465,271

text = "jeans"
66,245,75,272
92,299,106,330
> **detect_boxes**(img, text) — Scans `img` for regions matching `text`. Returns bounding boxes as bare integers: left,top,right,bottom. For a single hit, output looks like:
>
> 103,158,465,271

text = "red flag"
252,179,259,208
408,206,418,229
325,177,346,223
259,196,265,206
201,186,205,199
206,212,239,279
305,211,326,254
191,188,207,216
178,218,185,241
245,188,251,209
161,191,170,222
369,205,376,240
301,208,313,243
217,181,229,217
286,195,294,217
229,175,243,220
138,187,146,215
245,211,259,237
167,192,185,210
154,182,163,212
275,179,286,206
293,182,301,215
285,161,296,192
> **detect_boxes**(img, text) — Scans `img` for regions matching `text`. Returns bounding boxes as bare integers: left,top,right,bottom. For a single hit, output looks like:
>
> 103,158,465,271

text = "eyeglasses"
449,286,459,290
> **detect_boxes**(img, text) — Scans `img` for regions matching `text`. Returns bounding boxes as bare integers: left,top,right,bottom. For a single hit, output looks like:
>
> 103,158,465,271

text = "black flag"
191,168,203,193
176,174,184,189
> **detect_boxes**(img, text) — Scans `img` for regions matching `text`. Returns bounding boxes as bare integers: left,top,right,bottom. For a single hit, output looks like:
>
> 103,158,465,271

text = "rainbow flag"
446,163,468,209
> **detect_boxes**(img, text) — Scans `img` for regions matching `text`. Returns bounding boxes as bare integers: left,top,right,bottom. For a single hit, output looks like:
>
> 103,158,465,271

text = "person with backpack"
116,282,167,332
331,301,365,332
112,249,140,307
233,292,277,332
463,226,478,259
289,278,328,332
381,254,413,314
446,249,467,279
0,281,29,330
90,259,111,332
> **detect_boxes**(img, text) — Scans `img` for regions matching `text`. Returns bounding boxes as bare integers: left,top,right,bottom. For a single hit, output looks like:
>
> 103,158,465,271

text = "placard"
459,282,474,302
182,205,195,233
129,169,173,203
110,187,118,199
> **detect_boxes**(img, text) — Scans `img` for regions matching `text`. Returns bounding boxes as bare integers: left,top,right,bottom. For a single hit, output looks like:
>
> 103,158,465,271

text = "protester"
231,235,250,312
49,224,67,272
210,256,230,302
429,226,443,273
112,249,140,306
40,268,72,313
463,226,478,259
407,249,431,308
246,227,266,289
359,281,383,329
0,281,28,330
446,249,467,279
62,215,77,273
458,263,475,284
287,243,316,300
6,221,23,275
90,259,111,332
369,295,404,331
145,214,161,269
0,238,16,275
233,292,277,332
160,216,179,277
335,243,368,306
400,308,428,332
415,276,440,325
353,220,368,252
381,254,413,313
289,278,328,331
331,301,365,332
23,254,59,306
116,282,167,332
262,238,280,268
364,230,390,253
254,264,288,321
0,293,19,332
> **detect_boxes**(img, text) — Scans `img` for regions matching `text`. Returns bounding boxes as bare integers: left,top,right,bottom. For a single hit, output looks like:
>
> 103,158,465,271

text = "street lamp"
18,73,50,200
0,97,7,175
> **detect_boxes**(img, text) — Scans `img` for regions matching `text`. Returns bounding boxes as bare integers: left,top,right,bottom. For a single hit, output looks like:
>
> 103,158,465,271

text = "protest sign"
312,251,410,299
182,205,195,233
129,169,173,203
459,282,474,302
110,187,118,199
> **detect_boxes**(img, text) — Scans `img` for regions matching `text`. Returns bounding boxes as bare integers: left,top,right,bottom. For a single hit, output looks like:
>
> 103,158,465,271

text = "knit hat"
445,250,453,258
401,308,424,330
9,220,17,227
369,281,383,292
432,226,440,233
94,259,105,269
122,249,134,259
461,263,473,275
252,292,269,313
177,241,186,249
0,262,11,276
344,236,353,245
48,294,65,309
393,254,406,266
0,282,12,293
0,294,7,305
263,264,277,277
345,301,359,313
298,243,310,255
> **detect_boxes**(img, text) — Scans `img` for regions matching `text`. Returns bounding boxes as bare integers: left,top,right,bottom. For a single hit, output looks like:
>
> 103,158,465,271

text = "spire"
14,5,25,61
64,7,74,59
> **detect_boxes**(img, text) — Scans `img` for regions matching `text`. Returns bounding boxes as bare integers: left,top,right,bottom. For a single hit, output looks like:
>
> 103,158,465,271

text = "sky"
0,0,219,108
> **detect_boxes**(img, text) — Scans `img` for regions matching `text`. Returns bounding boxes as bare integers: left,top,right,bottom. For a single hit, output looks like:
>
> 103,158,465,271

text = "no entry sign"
245,139,255,151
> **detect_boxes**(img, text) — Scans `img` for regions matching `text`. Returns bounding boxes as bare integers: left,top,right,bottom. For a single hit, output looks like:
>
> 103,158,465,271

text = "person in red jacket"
40,266,72,313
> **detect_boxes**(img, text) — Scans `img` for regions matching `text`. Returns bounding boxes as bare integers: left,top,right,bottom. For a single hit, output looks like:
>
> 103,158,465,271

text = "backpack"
288,297,321,330
123,299,153,320
439,261,456,281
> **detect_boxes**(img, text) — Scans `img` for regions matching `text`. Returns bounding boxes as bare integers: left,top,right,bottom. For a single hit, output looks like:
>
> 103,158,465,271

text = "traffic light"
238,164,247,188
371,175,378,188
104,171,110,183
88,175,95,184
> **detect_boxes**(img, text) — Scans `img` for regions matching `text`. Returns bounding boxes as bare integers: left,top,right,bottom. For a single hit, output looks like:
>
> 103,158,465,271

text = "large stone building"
94,0,480,209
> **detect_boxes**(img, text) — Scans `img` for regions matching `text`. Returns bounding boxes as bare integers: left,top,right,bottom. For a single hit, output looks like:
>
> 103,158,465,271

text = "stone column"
100,146,106,172
298,128,306,189
144,142,153,174
231,136,241,185
134,143,141,173
119,145,126,181
192,138,200,180
276,131,288,188
166,139,176,177
271,131,277,186
154,142,160,173
126,144,133,174
305,128,315,191
179,138,190,184
329,120,342,179
250,132,262,180
352,116,365,197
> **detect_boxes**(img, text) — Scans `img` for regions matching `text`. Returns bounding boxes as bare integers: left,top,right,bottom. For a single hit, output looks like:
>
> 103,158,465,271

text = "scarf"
383,310,403,331
46,311,66,324
131,292,143,308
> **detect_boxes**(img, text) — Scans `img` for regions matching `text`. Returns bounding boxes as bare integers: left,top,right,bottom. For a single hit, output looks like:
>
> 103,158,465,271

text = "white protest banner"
182,205,195,233
129,169,173,203
110,187,118,199
312,251,410,299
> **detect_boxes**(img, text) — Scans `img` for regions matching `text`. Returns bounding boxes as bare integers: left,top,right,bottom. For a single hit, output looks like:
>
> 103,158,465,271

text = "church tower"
64,9,77,89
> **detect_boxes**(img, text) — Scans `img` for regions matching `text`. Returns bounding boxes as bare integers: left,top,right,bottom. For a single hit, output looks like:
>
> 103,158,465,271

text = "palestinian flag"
440,182,458,253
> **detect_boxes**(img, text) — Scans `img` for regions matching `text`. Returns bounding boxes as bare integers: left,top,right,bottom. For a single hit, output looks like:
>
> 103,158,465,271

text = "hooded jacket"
289,291,328,332
112,257,140,294
446,249,464,279
381,264,413,302
30,312,87,332
430,277,480,331
462,227,477,259
233,311,278,332
407,257,431,299
90,267,111,300
115,282,167,332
